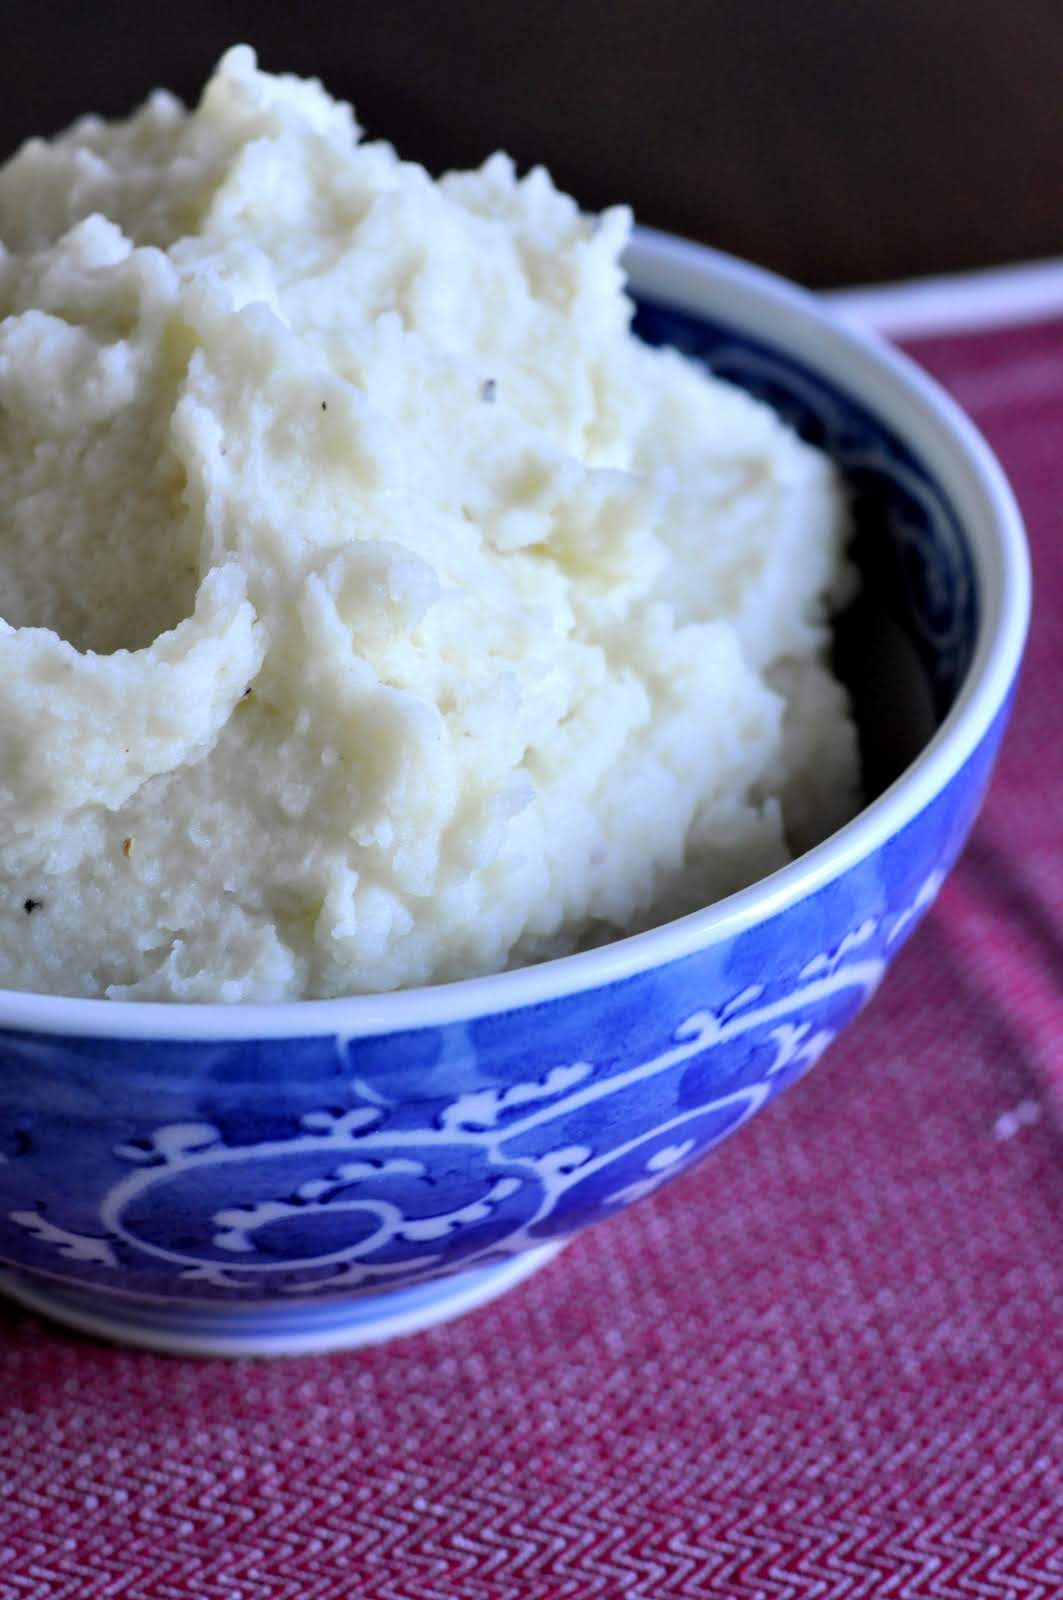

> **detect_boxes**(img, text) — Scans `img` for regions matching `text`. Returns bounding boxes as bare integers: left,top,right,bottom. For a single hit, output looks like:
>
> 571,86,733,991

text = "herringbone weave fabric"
1,317,1061,1599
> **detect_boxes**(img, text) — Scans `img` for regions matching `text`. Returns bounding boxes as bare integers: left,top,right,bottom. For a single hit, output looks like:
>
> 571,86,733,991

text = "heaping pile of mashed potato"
0,47,860,1002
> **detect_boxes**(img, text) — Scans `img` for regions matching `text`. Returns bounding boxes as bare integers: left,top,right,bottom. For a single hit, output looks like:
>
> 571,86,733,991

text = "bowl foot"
0,1244,564,1357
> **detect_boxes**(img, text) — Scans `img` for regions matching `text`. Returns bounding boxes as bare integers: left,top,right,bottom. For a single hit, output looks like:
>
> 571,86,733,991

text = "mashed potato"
0,47,860,1001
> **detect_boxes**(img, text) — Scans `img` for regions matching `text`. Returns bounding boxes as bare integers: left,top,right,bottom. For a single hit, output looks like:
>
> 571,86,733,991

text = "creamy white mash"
0,48,860,1001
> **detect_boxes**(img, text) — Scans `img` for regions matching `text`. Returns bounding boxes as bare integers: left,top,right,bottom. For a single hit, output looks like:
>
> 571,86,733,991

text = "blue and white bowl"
0,232,1030,1356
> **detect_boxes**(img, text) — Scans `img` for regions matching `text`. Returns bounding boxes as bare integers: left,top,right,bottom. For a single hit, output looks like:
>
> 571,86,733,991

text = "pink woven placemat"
2,316,1061,1599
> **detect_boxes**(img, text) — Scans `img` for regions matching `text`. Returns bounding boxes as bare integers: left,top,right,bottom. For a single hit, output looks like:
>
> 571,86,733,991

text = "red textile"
2,318,1061,1599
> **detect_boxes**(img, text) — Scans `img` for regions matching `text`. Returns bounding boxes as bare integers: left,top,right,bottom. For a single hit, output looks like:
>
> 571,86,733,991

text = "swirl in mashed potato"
0,47,859,1001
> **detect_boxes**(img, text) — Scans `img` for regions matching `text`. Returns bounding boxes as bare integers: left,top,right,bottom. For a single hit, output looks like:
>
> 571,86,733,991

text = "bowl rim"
0,228,1031,1041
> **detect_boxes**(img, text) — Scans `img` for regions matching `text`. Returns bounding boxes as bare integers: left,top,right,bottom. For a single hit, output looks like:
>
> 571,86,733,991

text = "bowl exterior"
0,708,1007,1337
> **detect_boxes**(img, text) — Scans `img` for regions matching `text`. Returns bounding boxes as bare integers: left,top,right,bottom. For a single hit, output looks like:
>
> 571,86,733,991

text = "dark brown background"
4,0,1062,286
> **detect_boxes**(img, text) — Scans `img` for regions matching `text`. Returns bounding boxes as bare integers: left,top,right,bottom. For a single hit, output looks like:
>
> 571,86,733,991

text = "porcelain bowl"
0,231,1030,1355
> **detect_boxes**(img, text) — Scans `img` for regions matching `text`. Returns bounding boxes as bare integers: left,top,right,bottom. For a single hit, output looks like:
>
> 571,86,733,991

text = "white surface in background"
825,257,1063,338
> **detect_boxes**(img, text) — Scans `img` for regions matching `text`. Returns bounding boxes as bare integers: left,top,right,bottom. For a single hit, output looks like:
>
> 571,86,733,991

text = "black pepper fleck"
321,401,328,411
23,898,42,915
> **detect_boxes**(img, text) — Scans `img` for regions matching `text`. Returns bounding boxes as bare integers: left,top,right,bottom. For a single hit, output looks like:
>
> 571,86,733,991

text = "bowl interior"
0,237,1025,1038
631,295,977,803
